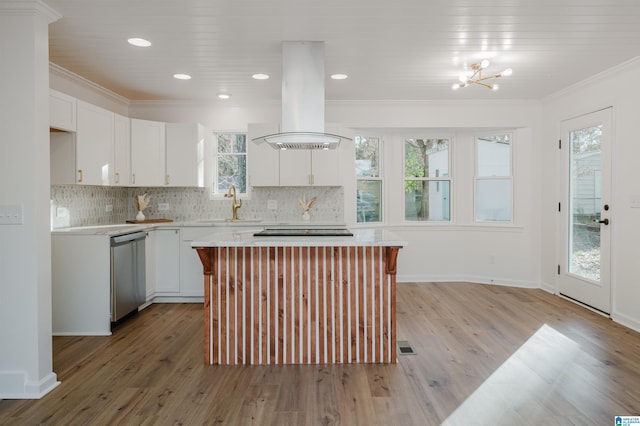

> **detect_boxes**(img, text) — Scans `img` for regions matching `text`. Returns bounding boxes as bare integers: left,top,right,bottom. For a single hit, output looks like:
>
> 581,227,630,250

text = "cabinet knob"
77,169,83,183
115,172,120,184
132,173,136,184
165,174,170,185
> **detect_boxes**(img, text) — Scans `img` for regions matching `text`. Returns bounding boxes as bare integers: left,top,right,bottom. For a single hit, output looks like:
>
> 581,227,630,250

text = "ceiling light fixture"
173,73,191,80
451,60,512,91
127,37,151,47
252,73,269,80
330,73,348,80
217,93,231,99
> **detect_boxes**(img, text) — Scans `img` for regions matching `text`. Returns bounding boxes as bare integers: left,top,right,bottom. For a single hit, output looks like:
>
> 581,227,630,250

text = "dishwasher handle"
111,231,147,246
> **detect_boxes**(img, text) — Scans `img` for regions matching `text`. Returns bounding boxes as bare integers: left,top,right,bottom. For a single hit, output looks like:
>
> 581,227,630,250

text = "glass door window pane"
569,125,602,282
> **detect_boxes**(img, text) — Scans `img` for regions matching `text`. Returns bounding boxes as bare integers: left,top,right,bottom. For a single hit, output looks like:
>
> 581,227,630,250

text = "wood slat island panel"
194,241,403,365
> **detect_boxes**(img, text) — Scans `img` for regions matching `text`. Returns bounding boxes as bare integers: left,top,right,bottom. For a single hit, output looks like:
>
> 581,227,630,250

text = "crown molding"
543,56,640,102
0,0,61,23
49,62,130,106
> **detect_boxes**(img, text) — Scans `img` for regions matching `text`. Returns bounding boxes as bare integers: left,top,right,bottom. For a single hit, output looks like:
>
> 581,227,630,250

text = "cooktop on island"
253,228,354,237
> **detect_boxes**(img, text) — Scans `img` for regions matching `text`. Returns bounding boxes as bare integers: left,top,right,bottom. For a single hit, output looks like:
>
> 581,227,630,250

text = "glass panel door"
559,109,611,314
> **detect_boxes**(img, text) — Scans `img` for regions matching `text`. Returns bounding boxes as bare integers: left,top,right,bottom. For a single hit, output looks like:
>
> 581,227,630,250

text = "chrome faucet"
224,185,242,221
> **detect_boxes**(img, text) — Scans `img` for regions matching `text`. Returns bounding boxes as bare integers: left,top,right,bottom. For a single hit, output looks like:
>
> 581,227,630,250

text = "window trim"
473,132,514,224
402,136,453,224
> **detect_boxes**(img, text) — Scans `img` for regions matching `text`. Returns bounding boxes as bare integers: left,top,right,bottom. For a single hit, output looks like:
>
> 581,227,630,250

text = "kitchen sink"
196,219,263,224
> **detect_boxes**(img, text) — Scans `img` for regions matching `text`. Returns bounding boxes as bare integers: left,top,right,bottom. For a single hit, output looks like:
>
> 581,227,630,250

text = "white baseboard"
152,296,204,303
0,371,60,399
397,274,539,289
612,312,640,334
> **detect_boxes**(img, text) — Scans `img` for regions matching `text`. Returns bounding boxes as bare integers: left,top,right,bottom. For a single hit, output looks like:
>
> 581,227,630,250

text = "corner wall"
541,58,640,332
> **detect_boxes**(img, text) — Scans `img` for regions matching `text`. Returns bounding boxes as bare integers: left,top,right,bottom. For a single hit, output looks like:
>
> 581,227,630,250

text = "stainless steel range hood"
252,41,350,150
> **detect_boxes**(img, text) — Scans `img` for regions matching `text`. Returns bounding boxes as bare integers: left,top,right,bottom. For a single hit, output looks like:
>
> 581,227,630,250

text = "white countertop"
51,220,349,236
191,228,407,248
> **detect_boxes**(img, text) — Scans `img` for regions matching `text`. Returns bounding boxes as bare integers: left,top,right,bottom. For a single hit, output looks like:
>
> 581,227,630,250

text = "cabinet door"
113,114,131,186
144,230,156,301
165,123,207,187
247,123,280,186
131,118,166,186
155,228,180,294
179,227,212,297
279,150,312,186
76,101,115,185
49,89,76,131
311,149,341,186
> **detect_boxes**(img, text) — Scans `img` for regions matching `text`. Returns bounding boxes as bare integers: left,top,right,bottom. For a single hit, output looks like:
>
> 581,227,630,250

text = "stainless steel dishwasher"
110,231,146,323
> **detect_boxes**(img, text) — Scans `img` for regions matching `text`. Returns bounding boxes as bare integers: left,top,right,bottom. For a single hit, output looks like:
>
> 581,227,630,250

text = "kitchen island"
192,228,406,365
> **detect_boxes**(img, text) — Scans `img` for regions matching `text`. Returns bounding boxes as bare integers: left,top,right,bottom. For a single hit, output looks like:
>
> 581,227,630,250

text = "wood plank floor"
1,282,639,425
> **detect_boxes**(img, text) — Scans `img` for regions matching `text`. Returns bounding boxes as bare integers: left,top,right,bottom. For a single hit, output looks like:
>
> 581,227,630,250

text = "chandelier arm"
470,81,494,89
473,74,501,83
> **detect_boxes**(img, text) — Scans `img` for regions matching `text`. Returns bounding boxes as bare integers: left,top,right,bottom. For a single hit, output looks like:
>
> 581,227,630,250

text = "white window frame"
474,132,514,224
402,136,453,223
355,135,384,224
211,131,249,199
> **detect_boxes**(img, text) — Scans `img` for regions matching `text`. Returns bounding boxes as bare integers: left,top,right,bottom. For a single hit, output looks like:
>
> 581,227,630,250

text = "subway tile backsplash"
50,185,344,228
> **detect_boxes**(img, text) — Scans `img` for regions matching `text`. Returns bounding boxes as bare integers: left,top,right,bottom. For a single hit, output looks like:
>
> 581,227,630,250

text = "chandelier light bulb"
458,74,468,83
491,84,500,91
480,59,490,69
452,83,461,90
502,68,513,77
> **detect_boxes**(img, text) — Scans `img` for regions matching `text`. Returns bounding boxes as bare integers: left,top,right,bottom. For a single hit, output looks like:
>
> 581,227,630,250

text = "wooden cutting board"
126,219,174,224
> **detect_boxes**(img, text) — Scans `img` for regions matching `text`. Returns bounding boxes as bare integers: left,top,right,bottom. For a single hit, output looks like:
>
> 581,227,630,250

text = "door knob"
594,218,609,225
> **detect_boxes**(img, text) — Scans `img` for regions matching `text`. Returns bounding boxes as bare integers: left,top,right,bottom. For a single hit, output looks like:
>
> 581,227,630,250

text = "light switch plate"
0,204,23,225
267,200,278,210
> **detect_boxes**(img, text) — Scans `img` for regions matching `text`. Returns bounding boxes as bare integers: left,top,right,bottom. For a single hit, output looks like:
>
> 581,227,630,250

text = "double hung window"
355,136,383,223
404,138,451,221
475,134,512,222
214,132,247,196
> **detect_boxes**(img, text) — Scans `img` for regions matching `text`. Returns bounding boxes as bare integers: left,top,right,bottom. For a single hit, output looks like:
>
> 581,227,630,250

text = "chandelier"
451,60,512,91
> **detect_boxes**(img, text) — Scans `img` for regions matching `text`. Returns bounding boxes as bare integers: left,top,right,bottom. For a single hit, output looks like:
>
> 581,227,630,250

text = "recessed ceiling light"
330,74,348,80
217,93,231,99
173,73,192,80
127,38,151,47
252,73,270,80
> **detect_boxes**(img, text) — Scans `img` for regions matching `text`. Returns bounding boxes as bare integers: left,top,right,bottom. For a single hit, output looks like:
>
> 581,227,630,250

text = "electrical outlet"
105,204,113,213
0,204,23,225
158,203,170,211
267,200,278,210
56,207,68,218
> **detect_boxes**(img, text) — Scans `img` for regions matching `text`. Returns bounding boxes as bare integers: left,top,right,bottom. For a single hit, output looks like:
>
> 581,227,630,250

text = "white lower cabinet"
154,228,181,295
52,234,112,336
180,227,212,297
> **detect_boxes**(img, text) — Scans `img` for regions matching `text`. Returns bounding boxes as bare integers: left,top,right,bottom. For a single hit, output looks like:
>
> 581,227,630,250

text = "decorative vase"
302,211,310,221
136,210,145,221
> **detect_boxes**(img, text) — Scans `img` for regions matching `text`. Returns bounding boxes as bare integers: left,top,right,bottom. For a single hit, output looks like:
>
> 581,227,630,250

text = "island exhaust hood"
252,41,351,150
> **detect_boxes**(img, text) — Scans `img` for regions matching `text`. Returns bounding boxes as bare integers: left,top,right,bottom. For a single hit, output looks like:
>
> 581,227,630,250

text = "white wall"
541,58,640,332
0,3,61,398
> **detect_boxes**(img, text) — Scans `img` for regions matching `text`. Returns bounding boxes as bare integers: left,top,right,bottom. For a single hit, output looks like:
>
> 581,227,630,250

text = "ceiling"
45,0,640,103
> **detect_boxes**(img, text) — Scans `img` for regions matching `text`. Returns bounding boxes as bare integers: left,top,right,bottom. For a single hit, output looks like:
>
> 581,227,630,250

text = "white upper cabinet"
49,89,76,132
165,123,209,187
247,123,280,187
279,149,341,186
247,123,344,187
130,118,166,186
76,100,115,185
113,114,131,186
